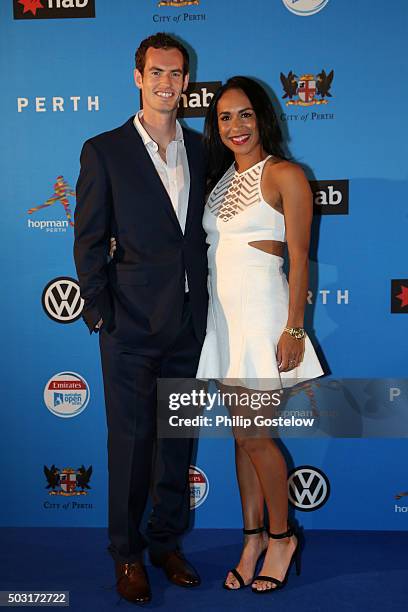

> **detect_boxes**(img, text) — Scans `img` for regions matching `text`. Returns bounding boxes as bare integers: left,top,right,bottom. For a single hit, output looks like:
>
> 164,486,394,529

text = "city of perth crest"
280,69,334,106
158,0,199,6
44,465,93,496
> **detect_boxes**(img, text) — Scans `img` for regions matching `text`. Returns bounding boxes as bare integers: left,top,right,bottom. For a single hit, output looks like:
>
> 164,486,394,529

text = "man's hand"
109,237,117,259
94,318,103,332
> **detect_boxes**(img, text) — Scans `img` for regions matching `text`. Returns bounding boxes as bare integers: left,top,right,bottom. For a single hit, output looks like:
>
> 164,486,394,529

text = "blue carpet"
0,529,407,611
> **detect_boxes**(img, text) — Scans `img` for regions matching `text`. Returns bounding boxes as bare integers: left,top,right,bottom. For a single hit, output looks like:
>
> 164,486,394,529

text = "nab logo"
288,466,330,511
179,82,221,118
42,277,84,323
310,179,349,215
13,0,95,20
391,279,408,314
141,82,221,119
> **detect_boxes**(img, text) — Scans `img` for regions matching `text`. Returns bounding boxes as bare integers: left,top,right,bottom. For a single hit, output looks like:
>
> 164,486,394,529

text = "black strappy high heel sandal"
251,524,301,594
222,526,267,590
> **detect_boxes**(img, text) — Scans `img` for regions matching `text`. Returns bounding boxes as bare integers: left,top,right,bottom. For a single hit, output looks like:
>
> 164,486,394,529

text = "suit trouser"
99,299,202,563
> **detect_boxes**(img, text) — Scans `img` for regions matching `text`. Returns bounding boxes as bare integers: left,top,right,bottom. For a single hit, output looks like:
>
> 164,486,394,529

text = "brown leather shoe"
151,550,200,587
115,561,151,604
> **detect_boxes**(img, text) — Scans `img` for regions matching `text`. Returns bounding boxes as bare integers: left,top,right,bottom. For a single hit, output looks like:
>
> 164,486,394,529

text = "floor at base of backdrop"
1,528,407,611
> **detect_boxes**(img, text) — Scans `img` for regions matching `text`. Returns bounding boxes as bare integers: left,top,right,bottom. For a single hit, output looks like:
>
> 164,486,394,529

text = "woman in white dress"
196,77,324,593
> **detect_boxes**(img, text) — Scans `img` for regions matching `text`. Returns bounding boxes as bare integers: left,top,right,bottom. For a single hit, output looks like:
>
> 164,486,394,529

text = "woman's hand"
277,332,305,372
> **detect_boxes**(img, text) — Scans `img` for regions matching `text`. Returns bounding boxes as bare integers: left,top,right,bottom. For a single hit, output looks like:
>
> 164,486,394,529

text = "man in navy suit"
73,33,208,604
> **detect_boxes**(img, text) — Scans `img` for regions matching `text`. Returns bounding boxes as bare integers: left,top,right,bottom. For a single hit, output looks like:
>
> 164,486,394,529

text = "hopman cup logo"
27,176,76,232
44,372,90,418
394,489,408,513
288,466,330,511
282,0,329,17
42,277,84,323
189,465,209,509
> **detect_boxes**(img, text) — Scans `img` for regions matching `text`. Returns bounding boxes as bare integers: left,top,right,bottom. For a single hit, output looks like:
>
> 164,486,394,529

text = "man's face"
134,47,189,115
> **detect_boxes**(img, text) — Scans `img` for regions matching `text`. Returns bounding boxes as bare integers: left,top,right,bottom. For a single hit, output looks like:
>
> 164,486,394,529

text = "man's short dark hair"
135,32,189,75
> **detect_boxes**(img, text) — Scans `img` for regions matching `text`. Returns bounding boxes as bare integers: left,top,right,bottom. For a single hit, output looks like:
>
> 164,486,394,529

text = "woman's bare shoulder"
264,158,306,180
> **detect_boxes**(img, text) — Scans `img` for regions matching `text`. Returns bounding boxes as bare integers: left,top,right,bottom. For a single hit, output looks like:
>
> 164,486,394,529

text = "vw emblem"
42,277,84,323
288,466,330,511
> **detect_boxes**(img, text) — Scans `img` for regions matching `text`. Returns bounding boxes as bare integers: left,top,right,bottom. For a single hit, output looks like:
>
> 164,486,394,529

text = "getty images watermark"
156,378,408,438
167,387,315,430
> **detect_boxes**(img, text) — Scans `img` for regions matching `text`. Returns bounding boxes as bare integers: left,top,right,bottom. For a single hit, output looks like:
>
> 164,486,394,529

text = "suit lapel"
183,128,200,236
122,117,183,236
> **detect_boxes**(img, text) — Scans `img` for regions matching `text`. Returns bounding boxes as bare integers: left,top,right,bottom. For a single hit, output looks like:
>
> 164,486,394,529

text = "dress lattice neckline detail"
207,160,269,222
233,155,272,176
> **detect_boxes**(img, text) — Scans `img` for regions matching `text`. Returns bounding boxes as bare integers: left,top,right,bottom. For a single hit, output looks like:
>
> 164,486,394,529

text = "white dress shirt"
134,111,190,292
133,111,190,234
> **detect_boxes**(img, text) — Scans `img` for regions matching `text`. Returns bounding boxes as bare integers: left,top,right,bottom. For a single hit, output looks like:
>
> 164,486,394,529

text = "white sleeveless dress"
196,156,324,390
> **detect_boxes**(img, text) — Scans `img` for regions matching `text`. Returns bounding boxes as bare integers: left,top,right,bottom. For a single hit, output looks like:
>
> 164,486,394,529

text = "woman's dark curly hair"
204,76,286,192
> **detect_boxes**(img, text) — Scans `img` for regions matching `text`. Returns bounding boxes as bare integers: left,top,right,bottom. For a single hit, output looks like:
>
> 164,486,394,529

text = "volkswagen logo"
288,466,330,511
42,277,84,323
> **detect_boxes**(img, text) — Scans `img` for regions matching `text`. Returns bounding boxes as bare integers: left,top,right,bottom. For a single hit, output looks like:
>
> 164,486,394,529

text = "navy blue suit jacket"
73,116,208,348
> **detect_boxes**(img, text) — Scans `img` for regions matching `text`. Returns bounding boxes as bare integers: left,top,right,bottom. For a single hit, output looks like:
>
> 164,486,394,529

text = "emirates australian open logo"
44,372,90,418
189,465,209,509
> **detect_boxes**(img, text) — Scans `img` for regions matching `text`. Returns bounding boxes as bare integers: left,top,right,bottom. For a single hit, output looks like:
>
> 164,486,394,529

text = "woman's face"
216,88,261,156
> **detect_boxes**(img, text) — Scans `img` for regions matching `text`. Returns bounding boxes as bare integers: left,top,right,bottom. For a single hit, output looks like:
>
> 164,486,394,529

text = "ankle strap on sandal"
243,526,265,535
268,525,294,539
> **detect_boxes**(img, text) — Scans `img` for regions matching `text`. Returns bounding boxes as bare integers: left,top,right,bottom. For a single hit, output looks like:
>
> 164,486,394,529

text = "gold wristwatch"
283,326,306,340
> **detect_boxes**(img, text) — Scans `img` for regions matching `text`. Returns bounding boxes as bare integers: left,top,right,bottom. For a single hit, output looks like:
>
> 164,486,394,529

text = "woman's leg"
224,441,268,588
236,440,265,529
235,435,297,592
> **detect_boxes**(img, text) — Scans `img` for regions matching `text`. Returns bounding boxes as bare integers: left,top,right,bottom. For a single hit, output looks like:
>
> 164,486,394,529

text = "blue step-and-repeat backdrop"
1,0,407,530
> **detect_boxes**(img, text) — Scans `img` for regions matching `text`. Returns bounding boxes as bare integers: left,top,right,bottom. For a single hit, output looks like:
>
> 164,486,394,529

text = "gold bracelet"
283,327,306,340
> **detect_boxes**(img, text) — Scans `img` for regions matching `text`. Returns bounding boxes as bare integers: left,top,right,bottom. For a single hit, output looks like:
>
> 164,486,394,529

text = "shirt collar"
133,110,184,151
